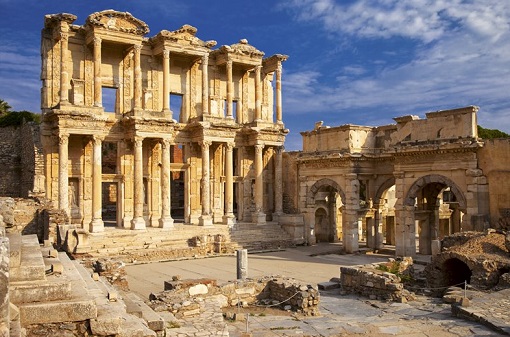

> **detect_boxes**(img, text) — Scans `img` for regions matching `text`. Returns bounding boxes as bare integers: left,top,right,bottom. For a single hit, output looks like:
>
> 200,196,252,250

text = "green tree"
0,99,11,116
478,125,510,139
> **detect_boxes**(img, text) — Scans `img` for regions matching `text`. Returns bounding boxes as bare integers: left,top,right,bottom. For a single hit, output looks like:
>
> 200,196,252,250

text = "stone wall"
340,259,416,302
0,127,21,197
0,219,9,337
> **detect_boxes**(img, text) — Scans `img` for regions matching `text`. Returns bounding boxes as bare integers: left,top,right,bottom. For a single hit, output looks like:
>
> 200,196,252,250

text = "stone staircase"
7,233,165,336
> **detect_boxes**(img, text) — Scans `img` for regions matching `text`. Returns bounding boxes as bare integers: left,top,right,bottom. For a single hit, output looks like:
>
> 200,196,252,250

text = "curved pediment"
153,25,216,49
85,10,149,36
221,39,264,57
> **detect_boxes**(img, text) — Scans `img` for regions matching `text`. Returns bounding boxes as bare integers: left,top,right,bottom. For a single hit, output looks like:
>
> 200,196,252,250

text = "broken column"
237,249,248,280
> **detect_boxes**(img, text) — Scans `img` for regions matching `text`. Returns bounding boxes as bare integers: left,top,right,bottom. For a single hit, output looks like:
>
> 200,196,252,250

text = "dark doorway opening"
443,258,472,286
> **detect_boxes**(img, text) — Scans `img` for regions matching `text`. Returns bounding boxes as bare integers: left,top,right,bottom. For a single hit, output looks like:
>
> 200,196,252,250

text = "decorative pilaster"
226,59,233,119
273,146,283,220
223,143,236,226
254,65,262,121
89,136,104,232
133,44,142,111
59,32,70,105
159,139,174,229
131,137,146,229
93,37,102,107
199,141,213,226
252,144,266,224
58,134,69,216
202,55,209,115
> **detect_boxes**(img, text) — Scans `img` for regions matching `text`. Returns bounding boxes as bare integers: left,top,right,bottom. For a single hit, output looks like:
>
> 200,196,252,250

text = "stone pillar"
374,203,384,250
273,146,283,220
133,44,142,111
199,141,212,226
0,236,9,336
202,55,209,115
394,171,416,257
252,144,266,224
131,137,146,229
162,49,171,114
59,32,70,105
58,134,69,216
254,65,262,121
89,136,104,232
223,143,236,226
226,59,233,119
275,62,283,124
93,37,102,107
343,173,360,253
159,139,174,229
236,249,248,280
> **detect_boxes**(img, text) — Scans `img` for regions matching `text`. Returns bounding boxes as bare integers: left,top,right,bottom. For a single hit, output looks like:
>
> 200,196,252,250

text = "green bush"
0,111,40,127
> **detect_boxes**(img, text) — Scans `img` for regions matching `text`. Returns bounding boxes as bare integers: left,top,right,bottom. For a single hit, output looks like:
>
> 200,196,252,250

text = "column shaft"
253,144,266,224
255,65,262,121
60,32,69,104
275,64,283,123
223,143,236,226
274,146,283,216
131,137,146,229
162,50,170,113
93,37,102,107
58,134,69,215
159,139,174,229
199,141,212,226
202,55,209,115
133,45,142,111
226,60,233,118
90,137,104,232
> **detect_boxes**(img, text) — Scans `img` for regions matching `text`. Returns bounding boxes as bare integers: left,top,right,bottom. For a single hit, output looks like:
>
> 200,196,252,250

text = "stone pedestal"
199,215,213,227
251,212,266,225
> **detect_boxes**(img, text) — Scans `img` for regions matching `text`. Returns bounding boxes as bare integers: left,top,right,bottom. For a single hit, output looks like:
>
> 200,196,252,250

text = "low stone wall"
340,259,416,302
150,276,320,318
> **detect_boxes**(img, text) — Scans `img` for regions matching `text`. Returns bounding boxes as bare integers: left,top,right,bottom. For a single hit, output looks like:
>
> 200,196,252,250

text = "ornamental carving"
220,39,264,57
85,10,149,36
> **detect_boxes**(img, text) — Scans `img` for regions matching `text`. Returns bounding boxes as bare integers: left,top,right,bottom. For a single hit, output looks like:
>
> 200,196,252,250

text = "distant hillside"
478,125,509,139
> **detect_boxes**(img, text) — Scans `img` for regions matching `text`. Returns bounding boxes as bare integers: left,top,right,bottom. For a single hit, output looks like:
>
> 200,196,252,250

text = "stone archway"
307,178,345,243
405,174,467,254
373,178,397,246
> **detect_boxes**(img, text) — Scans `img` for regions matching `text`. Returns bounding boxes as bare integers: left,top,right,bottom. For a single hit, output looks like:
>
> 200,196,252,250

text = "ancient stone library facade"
0,10,509,258
40,10,288,232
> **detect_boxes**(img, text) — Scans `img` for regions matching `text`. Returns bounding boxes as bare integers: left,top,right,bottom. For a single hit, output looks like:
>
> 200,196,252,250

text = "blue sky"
1,0,509,150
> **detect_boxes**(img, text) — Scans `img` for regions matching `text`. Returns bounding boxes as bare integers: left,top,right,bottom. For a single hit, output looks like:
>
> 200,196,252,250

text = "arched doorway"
405,175,467,254
443,258,472,286
315,208,330,242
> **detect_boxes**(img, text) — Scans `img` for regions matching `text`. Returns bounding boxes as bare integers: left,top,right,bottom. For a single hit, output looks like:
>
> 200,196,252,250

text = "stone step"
117,313,156,337
9,277,72,304
10,234,45,282
8,233,21,268
18,299,96,326
122,292,165,332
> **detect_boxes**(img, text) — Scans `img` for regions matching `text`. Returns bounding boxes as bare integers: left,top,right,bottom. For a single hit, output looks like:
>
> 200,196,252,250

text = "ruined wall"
478,138,510,228
0,127,21,197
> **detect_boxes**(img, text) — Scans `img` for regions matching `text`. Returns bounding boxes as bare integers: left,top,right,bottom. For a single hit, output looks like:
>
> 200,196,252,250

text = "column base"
272,212,283,222
199,215,213,226
89,218,104,233
251,212,266,225
159,216,174,230
131,217,146,230
222,214,236,227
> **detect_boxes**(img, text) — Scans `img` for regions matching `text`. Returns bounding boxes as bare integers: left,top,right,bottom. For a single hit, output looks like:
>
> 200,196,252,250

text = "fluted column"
226,59,233,119
252,144,266,224
273,146,283,219
254,65,262,121
133,44,142,111
89,136,104,232
275,63,283,124
159,139,174,229
199,141,212,226
131,137,146,229
162,49,171,114
59,32,70,105
93,37,102,107
202,55,209,115
223,143,236,226
58,134,69,216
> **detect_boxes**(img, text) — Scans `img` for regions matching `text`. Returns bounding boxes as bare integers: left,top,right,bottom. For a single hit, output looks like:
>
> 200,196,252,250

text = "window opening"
102,87,117,113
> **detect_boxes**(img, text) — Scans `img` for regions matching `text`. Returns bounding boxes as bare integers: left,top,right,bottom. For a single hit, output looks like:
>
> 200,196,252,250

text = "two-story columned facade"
40,10,288,232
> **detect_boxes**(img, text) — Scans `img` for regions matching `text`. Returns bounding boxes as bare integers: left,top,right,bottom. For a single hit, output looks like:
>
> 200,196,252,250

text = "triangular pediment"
221,39,264,57
85,10,149,36
153,25,216,49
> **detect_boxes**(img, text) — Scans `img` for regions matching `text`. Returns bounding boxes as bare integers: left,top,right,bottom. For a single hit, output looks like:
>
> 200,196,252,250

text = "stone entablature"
40,10,288,233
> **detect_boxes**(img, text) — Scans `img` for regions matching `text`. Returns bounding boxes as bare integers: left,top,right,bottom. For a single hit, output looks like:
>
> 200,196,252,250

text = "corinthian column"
202,55,209,115
89,136,104,232
273,146,283,220
226,59,233,119
133,44,142,111
252,144,266,224
254,65,262,121
60,32,70,105
162,49,171,114
199,140,212,226
58,134,69,216
93,37,102,107
131,137,146,229
223,142,236,226
275,63,283,124
159,139,174,229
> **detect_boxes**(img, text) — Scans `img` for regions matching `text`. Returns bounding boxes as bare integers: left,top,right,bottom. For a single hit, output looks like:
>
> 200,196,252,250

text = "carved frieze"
85,10,149,36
